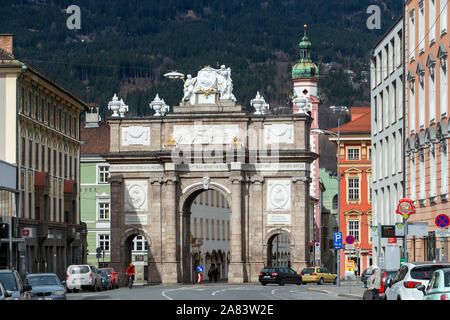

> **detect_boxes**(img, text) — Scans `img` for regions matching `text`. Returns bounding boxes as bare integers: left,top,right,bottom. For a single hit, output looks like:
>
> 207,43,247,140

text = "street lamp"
311,105,348,286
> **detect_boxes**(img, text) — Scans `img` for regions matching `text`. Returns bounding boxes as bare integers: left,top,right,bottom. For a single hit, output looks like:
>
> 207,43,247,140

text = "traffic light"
0,223,8,239
309,242,313,253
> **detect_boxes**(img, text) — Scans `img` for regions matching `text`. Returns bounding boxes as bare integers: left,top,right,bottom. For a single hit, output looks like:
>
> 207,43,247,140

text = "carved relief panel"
121,126,150,146
124,180,148,211
266,179,291,211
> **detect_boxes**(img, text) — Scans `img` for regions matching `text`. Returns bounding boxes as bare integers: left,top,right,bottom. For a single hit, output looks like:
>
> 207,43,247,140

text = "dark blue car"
25,273,66,300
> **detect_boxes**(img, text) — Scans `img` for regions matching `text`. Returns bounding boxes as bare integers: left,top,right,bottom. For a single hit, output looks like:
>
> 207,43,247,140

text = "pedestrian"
213,266,218,283
208,266,212,282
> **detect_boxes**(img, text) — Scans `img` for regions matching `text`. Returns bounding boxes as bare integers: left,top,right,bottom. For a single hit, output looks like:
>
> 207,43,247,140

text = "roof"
329,107,371,134
80,121,110,155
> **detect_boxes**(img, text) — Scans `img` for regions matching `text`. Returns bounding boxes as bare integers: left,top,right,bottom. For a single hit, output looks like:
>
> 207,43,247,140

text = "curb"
338,293,363,300
306,287,363,300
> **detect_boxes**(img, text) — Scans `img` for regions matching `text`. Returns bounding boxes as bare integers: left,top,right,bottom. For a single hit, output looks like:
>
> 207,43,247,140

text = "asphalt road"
66,283,356,300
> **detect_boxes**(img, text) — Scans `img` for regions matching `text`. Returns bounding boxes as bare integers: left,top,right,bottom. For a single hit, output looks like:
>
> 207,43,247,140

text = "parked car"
300,267,337,285
0,270,32,300
363,268,398,300
66,265,102,292
24,273,66,300
385,262,450,300
0,281,12,300
361,266,377,286
259,267,302,286
97,269,113,290
100,268,119,288
417,268,450,300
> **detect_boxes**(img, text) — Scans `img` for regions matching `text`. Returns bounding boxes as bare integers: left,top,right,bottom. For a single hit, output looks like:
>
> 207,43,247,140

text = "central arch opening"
267,232,291,268
182,188,231,283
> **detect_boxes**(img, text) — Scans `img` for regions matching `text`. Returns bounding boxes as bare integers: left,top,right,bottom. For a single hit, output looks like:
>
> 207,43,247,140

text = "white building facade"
370,17,405,264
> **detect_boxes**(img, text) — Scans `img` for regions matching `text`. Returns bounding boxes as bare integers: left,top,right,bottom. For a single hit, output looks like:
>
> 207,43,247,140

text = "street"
66,282,363,300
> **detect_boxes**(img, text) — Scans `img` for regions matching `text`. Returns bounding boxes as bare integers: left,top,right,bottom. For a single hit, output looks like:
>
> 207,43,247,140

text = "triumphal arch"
105,66,318,284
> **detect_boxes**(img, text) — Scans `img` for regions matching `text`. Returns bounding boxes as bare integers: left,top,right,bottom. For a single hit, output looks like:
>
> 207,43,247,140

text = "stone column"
162,173,178,284
228,163,244,283
148,177,163,284
109,176,123,284
248,176,264,282
291,175,311,272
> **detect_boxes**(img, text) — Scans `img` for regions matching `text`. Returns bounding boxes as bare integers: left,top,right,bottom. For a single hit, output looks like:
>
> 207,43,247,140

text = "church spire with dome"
292,25,319,80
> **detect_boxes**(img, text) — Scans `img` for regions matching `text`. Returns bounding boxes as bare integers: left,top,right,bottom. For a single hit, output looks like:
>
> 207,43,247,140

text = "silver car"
66,265,102,292
0,281,12,300
25,273,67,300
0,270,32,300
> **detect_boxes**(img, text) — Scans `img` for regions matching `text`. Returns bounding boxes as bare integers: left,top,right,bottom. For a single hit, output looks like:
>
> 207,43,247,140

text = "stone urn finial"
119,98,129,117
150,94,169,116
108,93,121,117
250,91,269,115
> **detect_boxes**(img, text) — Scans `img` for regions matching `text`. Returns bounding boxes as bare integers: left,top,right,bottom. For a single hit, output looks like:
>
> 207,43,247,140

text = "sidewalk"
304,280,366,300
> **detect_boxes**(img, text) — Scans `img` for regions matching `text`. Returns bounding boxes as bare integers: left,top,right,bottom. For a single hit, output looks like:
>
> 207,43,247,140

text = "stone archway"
119,228,153,286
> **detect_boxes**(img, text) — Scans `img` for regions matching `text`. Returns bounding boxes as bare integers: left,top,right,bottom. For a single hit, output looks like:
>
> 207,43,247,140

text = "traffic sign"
368,250,372,256
396,198,415,220
333,232,343,250
346,235,355,244
197,265,204,273
436,228,450,238
345,244,355,250
435,214,450,229
345,260,354,271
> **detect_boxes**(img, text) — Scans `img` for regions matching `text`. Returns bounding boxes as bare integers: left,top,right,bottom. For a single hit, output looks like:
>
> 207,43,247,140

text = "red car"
100,268,119,289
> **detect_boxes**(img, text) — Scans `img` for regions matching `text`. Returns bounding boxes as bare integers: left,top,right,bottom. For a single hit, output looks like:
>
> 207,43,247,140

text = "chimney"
85,103,101,128
0,34,14,56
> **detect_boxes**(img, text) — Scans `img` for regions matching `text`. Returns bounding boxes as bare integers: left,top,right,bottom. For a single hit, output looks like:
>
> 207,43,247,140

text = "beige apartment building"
405,0,449,261
0,34,87,277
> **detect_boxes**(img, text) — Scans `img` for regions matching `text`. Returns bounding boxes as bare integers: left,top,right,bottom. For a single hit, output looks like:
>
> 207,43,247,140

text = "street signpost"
396,199,416,263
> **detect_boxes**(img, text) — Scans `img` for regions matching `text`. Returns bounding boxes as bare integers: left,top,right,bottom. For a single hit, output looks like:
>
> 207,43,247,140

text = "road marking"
271,288,278,295
161,286,194,300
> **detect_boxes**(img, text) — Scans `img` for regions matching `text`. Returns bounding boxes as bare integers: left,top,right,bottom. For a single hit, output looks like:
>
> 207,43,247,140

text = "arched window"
332,195,338,210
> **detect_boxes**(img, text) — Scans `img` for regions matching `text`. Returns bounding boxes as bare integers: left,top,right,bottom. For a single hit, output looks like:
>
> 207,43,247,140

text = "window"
348,178,360,200
348,220,360,241
347,148,360,160
419,150,426,201
132,235,147,251
98,202,110,220
430,0,436,44
409,81,416,133
440,0,447,34
430,145,437,200
441,140,448,196
98,166,109,184
28,140,32,168
332,195,338,210
441,58,448,116
368,147,372,160
409,10,416,61
419,1,425,54
98,234,110,251
35,142,39,170
410,155,416,200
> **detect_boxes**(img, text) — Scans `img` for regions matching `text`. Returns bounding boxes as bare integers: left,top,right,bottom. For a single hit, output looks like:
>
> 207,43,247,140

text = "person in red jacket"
126,263,135,288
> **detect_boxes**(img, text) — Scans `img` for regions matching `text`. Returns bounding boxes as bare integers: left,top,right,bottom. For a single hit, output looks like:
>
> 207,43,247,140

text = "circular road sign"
197,265,204,273
435,214,450,229
396,198,415,220
368,250,372,256
346,235,355,245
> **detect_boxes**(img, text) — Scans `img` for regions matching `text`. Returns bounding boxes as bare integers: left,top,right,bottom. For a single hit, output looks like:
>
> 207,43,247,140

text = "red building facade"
329,107,372,277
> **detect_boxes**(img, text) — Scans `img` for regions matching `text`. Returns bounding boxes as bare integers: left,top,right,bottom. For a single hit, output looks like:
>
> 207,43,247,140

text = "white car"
66,265,102,292
385,262,450,300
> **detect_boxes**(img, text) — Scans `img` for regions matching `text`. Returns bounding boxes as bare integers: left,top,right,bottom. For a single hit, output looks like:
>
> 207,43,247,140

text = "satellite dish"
164,71,184,79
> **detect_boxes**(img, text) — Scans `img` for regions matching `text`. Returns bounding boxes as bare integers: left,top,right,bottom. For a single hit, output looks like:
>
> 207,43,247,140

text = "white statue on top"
216,65,236,101
182,74,197,101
